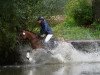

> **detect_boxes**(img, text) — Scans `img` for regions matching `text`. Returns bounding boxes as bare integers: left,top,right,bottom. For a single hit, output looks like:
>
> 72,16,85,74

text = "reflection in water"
0,63,100,75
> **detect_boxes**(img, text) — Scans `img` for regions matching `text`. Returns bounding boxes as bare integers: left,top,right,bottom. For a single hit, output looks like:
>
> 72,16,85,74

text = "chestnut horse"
20,30,58,50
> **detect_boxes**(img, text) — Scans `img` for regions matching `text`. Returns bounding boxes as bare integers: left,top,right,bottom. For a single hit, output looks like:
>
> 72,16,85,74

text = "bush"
92,22,100,31
66,0,93,26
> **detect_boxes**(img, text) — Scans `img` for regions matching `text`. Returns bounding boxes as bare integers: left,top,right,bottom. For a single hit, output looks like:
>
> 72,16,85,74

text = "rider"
37,16,53,43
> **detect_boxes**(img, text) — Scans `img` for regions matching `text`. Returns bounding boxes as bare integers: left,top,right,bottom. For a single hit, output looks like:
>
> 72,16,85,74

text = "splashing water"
19,40,100,65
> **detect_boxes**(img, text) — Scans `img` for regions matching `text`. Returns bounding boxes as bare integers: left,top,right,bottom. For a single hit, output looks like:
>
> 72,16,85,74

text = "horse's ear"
22,30,26,33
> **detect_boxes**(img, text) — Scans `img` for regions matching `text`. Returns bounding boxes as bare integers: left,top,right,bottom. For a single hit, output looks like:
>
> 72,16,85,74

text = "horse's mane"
24,30,40,38
24,30,37,35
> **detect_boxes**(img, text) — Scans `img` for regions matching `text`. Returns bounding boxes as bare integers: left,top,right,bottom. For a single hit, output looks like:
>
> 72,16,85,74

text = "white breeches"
44,34,53,43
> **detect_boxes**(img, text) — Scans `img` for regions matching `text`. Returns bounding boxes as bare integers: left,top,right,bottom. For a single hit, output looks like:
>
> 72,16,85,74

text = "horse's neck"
26,31,40,42
25,31,44,49
29,33,42,49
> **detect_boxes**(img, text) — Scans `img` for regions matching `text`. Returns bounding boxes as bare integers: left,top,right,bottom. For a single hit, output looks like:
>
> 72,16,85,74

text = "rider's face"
37,20,42,24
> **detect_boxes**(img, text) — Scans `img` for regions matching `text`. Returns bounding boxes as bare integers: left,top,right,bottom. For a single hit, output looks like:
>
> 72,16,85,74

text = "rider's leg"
44,34,53,54
44,34,53,49
44,34,53,43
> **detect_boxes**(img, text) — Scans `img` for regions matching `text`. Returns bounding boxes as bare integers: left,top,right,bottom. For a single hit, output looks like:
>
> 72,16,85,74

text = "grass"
53,22,100,40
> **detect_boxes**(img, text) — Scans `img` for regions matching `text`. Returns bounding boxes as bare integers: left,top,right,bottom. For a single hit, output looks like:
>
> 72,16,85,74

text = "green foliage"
0,30,22,65
14,0,67,30
64,17,77,27
53,22,100,40
92,22,100,31
0,0,23,65
66,0,93,26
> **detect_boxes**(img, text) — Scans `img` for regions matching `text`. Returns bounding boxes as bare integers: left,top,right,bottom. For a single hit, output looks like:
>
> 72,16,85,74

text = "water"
21,41,100,64
0,41,100,75
0,63,100,75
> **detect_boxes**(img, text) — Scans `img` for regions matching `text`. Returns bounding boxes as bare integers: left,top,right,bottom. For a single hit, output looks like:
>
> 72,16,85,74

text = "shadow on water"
0,63,100,75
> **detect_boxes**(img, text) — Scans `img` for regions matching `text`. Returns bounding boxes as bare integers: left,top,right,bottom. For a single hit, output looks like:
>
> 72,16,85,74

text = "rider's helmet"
37,16,44,21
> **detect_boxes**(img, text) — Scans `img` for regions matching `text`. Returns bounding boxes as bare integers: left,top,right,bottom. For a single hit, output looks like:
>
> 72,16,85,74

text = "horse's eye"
23,32,25,35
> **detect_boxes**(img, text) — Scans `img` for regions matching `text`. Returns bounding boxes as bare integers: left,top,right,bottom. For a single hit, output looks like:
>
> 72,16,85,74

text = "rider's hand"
40,34,46,37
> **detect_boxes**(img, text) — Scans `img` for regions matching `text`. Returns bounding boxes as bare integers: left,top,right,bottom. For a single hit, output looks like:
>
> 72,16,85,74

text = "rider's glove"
40,34,46,37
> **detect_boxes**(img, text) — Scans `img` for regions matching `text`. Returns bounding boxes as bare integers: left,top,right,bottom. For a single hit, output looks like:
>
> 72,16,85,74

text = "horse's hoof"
27,57,29,60
27,57,33,61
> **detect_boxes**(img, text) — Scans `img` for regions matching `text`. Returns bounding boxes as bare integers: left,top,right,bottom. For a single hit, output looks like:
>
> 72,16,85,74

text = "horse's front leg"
26,50,36,62
26,51,32,61
30,42,37,50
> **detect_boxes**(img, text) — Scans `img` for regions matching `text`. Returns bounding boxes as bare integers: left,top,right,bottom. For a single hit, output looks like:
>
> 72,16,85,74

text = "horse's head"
19,30,43,49
20,30,40,40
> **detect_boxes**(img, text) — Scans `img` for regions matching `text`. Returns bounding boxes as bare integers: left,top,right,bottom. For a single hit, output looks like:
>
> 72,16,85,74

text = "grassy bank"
53,22,100,40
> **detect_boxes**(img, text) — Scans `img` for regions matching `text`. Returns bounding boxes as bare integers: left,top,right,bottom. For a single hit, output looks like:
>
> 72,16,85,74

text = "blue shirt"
40,20,52,35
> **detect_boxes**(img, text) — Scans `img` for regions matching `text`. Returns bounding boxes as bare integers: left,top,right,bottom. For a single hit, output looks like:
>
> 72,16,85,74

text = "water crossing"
19,40,100,65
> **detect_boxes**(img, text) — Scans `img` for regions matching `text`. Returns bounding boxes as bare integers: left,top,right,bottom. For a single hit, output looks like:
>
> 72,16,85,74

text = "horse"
20,30,58,50
19,30,58,61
